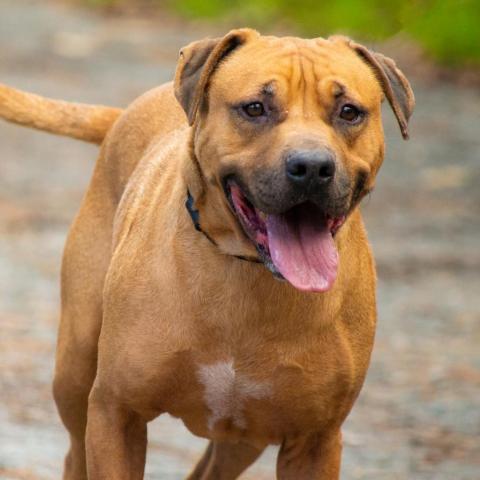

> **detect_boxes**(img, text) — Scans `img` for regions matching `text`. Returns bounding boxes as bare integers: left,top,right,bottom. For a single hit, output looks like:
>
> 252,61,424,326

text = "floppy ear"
348,40,415,140
174,28,258,125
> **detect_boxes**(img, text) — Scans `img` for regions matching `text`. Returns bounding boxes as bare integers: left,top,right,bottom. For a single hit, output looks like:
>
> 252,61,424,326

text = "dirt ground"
1,1,479,479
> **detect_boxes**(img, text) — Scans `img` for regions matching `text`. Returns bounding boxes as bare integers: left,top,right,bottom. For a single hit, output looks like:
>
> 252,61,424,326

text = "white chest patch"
197,360,272,431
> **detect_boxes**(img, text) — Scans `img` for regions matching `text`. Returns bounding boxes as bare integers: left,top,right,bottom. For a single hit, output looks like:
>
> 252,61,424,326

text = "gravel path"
1,1,479,479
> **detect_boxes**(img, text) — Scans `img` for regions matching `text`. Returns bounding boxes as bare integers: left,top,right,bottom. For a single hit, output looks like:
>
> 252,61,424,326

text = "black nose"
286,150,336,188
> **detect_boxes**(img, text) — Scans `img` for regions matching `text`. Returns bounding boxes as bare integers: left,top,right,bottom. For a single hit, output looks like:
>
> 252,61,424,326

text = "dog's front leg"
86,385,147,479
276,430,342,480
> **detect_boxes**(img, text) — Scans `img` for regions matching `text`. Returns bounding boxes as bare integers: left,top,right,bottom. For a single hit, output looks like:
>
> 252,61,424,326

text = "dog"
0,29,414,479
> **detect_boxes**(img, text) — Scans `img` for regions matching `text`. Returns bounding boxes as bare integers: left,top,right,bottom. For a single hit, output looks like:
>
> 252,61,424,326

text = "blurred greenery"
84,0,480,66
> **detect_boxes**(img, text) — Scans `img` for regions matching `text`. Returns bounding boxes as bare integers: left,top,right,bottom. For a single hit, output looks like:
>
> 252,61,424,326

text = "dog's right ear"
174,29,258,125
329,36,415,140
349,40,415,140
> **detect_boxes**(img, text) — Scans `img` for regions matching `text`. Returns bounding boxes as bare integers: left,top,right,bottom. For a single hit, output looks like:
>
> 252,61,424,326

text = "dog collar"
185,190,261,264
185,190,217,246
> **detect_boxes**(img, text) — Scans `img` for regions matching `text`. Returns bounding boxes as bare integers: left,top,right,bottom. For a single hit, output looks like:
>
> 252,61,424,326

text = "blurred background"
0,0,479,479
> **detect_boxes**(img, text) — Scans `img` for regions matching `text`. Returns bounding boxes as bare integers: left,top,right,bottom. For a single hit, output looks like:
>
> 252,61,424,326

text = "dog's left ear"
175,29,259,125
342,39,415,140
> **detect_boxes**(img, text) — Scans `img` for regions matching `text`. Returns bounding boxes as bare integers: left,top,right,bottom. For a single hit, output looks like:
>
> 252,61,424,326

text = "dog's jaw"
226,181,347,292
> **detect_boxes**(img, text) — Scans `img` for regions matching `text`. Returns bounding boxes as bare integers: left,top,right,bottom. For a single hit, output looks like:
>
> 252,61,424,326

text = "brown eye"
339,104,361,122
243,102,265,118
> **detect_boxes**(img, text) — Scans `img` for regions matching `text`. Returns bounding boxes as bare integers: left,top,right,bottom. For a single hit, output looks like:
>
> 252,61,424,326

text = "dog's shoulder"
111,126,190,251
99,82,189,200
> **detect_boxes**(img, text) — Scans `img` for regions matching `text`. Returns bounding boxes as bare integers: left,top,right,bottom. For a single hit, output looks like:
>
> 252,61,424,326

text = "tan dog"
0,29,414,479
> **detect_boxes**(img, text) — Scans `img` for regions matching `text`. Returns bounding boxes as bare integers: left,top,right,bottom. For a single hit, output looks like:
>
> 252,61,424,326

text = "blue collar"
185,190,217,246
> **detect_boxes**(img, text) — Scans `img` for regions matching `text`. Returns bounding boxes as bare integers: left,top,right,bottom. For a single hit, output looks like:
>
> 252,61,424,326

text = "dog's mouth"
227,181,346,292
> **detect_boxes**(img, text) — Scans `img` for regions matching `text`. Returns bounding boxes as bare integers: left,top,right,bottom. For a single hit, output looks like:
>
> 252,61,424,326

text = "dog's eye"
339,104,361,123
243,102,265,118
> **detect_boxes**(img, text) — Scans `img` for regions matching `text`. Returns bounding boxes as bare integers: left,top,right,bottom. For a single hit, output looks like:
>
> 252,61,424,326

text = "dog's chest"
196,360,273,432
169,351,355,444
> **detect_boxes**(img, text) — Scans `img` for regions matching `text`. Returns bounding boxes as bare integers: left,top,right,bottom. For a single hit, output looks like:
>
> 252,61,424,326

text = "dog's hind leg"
186,442,213,479
186,441,264,480
52,178,114,480
276,431,342,480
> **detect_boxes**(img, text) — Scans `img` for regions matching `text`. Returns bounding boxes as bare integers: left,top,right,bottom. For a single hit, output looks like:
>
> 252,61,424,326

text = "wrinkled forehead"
211,36,383,106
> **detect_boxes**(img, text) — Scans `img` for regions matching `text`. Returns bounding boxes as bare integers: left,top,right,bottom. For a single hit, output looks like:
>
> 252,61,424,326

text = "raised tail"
0,83,123,144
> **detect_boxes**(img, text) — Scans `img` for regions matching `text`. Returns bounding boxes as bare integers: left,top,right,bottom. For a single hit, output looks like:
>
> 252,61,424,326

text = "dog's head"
174,29,414,292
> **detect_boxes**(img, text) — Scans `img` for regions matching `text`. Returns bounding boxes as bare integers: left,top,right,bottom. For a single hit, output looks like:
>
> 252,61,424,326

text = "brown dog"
0,29,414,479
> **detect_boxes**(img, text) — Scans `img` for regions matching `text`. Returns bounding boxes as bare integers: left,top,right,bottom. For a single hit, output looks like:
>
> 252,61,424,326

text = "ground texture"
0,1,479,479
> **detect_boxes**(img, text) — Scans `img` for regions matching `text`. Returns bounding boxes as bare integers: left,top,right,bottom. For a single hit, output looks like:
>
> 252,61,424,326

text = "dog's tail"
0,83,123,144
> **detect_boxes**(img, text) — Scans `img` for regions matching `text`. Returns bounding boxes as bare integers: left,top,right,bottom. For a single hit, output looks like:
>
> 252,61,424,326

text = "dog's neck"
181,146,259,260
185,188,261,264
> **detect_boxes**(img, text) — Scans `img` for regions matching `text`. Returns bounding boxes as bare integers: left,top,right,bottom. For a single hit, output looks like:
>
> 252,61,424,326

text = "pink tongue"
266,205,338,292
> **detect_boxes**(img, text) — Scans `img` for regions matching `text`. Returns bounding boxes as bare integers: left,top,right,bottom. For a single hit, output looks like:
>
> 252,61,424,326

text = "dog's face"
175,30,414,292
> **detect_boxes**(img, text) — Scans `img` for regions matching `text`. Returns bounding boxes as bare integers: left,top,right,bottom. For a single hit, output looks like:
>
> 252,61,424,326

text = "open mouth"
227,181,346,292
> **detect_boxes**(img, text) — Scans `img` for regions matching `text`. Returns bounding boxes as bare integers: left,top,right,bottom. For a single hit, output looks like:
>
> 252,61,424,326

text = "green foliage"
171,0,405,38
403,0,480,66
166,0,480,66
